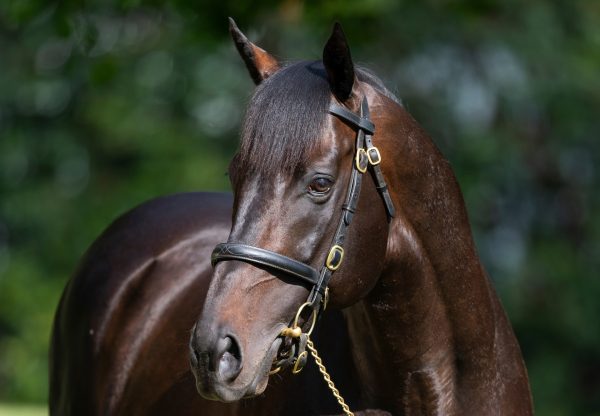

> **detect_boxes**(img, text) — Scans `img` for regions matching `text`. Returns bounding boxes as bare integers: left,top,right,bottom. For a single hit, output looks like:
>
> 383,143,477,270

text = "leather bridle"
211,97,394,371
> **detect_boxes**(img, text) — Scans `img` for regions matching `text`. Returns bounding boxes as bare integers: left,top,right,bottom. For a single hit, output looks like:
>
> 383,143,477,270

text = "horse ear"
323,22,355,102
229,18,280,85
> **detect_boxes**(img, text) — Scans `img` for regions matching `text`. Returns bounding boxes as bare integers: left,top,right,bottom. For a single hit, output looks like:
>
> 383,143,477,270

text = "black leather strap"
308,99,371,306
360,102,396,219
212,243,319,286
329,103,375,134
370,166,395,218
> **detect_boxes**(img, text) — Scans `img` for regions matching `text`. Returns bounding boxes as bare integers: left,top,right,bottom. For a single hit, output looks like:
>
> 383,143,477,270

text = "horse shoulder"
50,192,232,415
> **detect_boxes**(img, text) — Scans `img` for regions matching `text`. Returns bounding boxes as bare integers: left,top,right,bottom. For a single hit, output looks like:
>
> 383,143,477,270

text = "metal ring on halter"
292,351,308,374
269,365,282,375
281,301,317,337
293,302,318,336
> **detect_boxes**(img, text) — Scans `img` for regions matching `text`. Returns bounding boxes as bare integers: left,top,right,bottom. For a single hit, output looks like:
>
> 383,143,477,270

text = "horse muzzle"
189,324,282,402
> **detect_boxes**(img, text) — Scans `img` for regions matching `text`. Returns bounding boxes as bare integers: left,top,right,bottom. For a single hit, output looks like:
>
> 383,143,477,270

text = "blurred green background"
0,0,598,414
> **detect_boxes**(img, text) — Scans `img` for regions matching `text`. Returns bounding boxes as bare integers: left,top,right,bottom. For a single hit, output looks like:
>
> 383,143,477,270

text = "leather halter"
211,97,395,317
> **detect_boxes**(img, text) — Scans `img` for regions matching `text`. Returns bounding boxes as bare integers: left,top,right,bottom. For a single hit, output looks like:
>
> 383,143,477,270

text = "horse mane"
237,60,400,177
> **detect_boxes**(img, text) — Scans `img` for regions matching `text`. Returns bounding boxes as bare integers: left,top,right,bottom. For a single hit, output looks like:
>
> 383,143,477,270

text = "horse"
50,20,533,415
190,20,533,414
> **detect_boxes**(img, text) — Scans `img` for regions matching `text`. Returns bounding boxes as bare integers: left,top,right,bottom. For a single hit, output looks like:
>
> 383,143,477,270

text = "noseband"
211,97,394,316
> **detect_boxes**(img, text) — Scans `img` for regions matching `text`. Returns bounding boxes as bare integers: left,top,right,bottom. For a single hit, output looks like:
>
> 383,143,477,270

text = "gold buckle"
367,146,381,165
326,245,344,271
355,149,368,173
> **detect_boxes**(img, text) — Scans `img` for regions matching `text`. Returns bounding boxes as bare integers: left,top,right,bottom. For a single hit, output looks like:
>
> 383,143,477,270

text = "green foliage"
0,0,598,413
0,403,46,416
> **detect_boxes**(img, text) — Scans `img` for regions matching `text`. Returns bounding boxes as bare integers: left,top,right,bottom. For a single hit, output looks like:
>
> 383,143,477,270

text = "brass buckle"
326,245,344,271
355,149,368,173
367,146,381,165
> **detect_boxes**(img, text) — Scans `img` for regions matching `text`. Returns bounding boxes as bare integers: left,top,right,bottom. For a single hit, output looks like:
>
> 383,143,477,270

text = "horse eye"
308,177,334,194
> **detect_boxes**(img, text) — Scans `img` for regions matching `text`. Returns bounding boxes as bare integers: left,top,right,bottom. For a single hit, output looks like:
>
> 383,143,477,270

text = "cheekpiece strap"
328,100,395,220
306,98,383,308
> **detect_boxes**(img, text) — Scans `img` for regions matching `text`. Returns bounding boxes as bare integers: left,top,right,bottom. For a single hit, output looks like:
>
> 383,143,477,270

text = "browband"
211,97,395,314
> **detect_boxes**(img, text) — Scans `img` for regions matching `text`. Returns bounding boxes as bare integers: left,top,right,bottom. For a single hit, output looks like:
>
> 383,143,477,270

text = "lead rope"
306,338,354,416
277,301,354,416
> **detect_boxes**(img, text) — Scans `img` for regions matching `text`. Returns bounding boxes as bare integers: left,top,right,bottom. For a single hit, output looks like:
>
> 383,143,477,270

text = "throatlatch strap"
371,166,395,218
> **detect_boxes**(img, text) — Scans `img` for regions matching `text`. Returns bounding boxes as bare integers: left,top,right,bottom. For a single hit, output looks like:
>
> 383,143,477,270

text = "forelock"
238,61,331,175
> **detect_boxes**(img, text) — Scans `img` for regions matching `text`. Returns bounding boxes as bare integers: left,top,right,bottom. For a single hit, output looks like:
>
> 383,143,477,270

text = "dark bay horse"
50,20,533,415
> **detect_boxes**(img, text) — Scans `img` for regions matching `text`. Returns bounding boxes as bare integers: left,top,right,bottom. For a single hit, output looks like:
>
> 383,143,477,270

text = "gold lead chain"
306,338,354,416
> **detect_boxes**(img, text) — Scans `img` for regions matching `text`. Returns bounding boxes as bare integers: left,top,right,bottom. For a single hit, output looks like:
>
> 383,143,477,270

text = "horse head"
190,20,396,402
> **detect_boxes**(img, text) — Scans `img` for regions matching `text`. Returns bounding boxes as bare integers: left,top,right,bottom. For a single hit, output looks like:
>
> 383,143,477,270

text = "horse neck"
342,102,530,413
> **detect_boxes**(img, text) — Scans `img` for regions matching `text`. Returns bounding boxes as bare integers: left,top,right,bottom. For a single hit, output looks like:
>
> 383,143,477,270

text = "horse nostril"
214,334,242,382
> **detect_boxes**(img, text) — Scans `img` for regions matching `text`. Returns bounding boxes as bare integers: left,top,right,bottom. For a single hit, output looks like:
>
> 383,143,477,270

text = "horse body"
50,192,228,415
